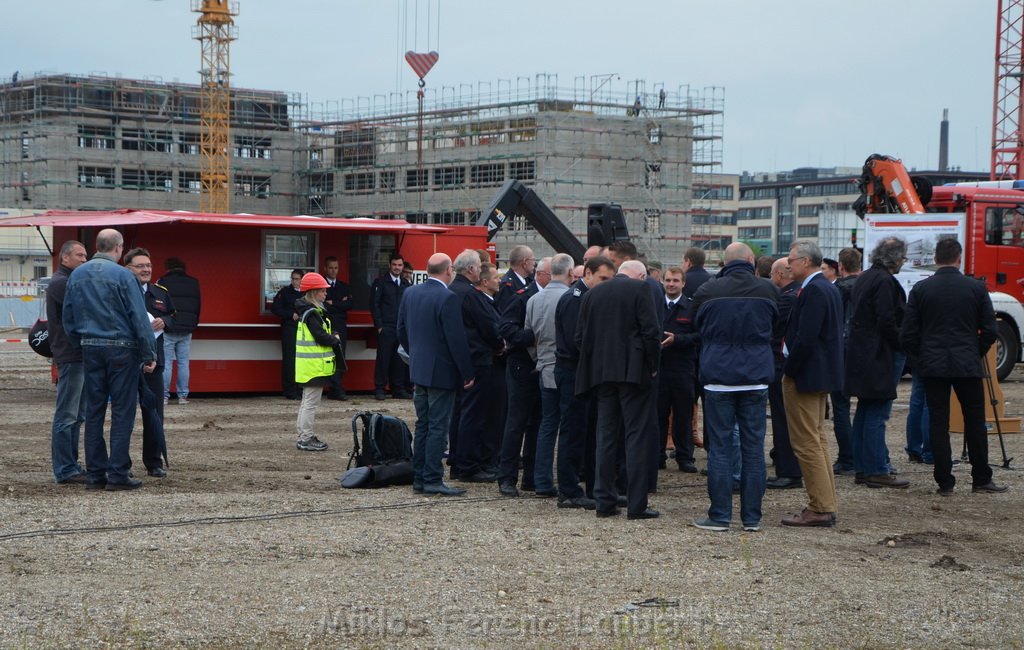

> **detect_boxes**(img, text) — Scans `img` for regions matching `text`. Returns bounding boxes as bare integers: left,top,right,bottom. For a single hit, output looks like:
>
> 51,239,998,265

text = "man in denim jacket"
64,229,156,491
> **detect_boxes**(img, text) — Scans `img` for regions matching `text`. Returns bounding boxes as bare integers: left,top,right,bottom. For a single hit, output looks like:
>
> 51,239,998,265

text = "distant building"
737,166,989,257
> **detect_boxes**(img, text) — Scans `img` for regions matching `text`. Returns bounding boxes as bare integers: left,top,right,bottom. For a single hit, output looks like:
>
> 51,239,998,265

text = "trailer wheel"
995,319,1018,382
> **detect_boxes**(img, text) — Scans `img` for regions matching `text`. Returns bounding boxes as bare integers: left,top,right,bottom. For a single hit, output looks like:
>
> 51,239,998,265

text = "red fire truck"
0,209,490,393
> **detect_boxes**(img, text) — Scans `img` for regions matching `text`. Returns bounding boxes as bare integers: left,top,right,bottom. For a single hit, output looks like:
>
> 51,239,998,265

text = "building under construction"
0,73,304,216
295,75,730,264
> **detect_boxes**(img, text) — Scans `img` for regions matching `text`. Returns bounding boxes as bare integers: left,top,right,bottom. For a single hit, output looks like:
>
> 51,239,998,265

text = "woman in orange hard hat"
293,272,346,451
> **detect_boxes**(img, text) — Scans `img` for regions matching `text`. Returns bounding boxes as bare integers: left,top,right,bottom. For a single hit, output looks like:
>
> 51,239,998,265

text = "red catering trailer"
0,210,491,393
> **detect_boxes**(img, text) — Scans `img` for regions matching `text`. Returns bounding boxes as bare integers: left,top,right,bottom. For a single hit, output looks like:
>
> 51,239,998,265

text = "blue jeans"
554,365,585,499
905,373,933,463
533,381,561,493
51,361,86,481
412,385,456,487
83,345,142,484
830,389,854,468
163,332,192,399
851,352,905,476
703,389,768,526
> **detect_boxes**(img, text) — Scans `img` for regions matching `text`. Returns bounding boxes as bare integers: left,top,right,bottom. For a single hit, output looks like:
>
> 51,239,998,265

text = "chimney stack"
938,108,949,172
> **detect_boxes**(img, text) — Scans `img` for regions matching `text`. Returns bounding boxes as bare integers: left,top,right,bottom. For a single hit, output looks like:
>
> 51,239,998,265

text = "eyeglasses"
786,256,806,265
129,263,152,269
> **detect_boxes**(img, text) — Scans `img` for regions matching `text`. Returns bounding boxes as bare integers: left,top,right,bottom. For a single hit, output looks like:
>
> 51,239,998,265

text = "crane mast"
993,0,1024,180
193,0,237,213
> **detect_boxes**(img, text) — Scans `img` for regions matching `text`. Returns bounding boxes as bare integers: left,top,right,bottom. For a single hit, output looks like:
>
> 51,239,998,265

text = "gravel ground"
2,344,1024,649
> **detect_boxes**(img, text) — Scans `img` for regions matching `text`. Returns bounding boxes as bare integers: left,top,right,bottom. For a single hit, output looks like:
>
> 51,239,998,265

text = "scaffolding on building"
0,72,304,211
293,74,725,262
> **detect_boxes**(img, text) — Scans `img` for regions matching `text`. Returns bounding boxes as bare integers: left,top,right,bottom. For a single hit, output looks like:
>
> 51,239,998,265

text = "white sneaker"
162,398,169,406
178,397,189,405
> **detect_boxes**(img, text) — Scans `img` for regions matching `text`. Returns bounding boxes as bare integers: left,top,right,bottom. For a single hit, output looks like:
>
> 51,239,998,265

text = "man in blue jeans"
47,240,89,484
63,229,157,491
690,243,779,532
526,253,574,499
397,253,475,496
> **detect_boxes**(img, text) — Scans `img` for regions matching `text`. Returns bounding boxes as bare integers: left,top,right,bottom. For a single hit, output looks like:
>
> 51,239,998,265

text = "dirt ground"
2,344,1024,649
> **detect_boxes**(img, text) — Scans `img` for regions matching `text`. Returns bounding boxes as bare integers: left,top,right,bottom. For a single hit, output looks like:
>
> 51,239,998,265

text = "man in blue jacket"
781,240,845,527
63,229,156,491
690,243,780,532
398,253,475,496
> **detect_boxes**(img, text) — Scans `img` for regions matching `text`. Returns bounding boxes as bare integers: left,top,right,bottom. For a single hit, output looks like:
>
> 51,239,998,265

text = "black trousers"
769,375,802,478
280,325,298,398
924,376,992,489
140,362,165,470
374,326,405,393
657,369,696,466
594,382,654,516
497,367,540,488
452,365,498,476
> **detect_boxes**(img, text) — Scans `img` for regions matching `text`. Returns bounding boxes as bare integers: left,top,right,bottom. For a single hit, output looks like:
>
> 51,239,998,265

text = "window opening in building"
262,230,317,312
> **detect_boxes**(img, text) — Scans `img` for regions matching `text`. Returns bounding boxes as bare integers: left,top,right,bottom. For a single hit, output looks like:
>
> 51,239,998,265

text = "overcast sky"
6,0,995,175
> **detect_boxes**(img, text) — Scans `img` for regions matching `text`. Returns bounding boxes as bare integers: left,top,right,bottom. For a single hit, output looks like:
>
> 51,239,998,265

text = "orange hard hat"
299,272,330,292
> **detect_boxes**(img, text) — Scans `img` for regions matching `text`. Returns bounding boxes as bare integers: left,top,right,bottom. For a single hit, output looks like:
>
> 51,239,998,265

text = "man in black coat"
322,256,351,400
831,247,862,474
900,238,1006,495
448,250,504,482
575,260,662,520
157,257,201,404
657,265,700,473
683,247,713,299
766,257,803,490
370,253,411,400
495,245,536,315
846,237,909,489
271,270,305,400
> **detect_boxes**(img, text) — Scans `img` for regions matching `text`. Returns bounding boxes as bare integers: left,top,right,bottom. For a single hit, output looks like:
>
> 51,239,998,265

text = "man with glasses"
780,240,845,527
124,247,176,478
63,229,156,491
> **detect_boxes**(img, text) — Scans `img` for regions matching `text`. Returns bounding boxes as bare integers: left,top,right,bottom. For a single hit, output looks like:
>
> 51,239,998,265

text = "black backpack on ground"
341,412,414,488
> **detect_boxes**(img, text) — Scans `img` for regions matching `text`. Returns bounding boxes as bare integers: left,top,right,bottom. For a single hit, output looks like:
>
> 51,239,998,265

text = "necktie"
395,277,400,287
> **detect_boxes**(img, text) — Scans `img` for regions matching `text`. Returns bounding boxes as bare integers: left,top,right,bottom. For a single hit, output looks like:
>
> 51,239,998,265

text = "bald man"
398,253,475,496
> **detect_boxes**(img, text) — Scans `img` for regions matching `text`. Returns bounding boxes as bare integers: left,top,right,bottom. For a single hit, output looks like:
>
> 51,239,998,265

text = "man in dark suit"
495,245,536,314
370,253,411,400
658,265,700,473
575,260,662,520
398,253,475,496
781,240,844,527
448,249,504,482
322,256,351,400
682,247,712,299
901,238,1007,496
766,257,803,490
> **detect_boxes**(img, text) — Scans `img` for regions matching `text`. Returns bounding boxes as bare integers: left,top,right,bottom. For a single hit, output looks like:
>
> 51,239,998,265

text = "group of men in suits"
394,234,1009,523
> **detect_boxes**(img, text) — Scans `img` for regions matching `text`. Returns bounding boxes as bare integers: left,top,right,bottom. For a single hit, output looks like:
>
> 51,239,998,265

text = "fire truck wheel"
995,319,1018,382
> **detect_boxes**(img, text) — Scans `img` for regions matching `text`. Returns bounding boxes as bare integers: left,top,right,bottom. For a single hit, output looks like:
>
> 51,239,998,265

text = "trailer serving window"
262,230,317,311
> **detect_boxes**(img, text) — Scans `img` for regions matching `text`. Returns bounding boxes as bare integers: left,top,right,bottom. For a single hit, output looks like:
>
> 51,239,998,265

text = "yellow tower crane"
192,0,237,213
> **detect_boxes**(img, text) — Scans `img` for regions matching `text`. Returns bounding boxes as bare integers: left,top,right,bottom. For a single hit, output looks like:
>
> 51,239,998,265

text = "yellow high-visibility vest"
295,306,336,383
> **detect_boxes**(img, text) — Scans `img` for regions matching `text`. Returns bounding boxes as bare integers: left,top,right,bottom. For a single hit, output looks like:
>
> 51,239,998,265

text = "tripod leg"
982,356,1013,469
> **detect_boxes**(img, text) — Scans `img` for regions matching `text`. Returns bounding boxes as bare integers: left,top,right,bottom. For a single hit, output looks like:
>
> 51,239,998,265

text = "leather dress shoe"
327,393,348,401
558,496,596,510
907,452,925,464
393,391,413,399
105,477,143,491
863,474,910,489
678,463,699,473
421,483,466,496
498,482,519,497
84,480,107,490
520,482,536,492
766,476,803,489
936,486,954,496
534,489,558,498
147,467,167,478
460,471,497,483
627,508,660,520
57,473,88,485
595,507,621,518
616,495,628,507
413,484,424,494
781,508,835,528
972,481,1009,493
375,390,387,401
832,462,856,476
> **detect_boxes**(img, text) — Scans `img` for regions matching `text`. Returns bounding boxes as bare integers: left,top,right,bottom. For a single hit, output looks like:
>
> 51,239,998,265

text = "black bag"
347,411,413,468
28,319,52,358
339,461,415,489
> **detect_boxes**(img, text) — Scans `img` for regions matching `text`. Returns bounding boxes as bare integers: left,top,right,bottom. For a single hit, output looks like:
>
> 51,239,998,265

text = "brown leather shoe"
863,474,910,489
781,508,836,528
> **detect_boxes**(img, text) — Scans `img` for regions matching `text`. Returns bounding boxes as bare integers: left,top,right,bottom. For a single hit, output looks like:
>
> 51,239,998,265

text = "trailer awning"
0,209,452,233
